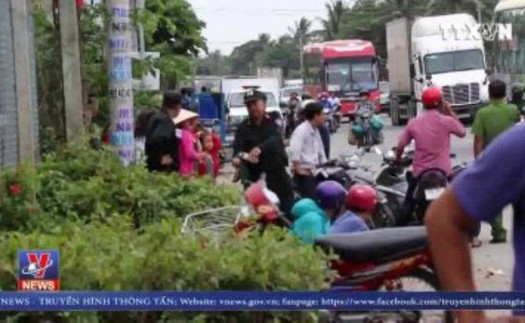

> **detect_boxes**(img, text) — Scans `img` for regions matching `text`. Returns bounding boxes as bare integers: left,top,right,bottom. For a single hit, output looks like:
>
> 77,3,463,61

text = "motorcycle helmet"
347,184,377,213
315,181,347,210
319,92,330,99
244,181,280,221
421,86,443,109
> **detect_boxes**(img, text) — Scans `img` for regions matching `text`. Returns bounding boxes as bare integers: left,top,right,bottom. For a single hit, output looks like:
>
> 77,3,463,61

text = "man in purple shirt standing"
395,87,466,225
426,124,525,322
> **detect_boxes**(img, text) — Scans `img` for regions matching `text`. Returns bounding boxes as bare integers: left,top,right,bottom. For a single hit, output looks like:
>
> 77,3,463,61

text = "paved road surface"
332,115,513,316
220,114,513,312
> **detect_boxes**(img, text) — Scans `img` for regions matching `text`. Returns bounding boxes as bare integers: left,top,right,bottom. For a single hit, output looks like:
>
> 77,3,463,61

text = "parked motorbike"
315,226,453,323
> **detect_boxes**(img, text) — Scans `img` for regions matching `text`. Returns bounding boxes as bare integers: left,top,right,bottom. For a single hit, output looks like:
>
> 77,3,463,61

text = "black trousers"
399,173,481,238
293,173,318,200
319,125,330,159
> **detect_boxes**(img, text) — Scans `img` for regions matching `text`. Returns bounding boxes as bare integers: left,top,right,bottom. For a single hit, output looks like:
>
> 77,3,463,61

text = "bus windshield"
424,50,485,74
325,60,377,93
493,7,525,77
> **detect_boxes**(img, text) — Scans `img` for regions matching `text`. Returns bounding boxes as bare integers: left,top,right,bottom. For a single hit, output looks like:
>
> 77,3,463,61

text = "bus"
493,0,525,89
303,40,381,120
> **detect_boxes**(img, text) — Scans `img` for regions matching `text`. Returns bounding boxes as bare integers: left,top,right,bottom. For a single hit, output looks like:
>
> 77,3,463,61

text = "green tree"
229,33,272,75
320,0,350,40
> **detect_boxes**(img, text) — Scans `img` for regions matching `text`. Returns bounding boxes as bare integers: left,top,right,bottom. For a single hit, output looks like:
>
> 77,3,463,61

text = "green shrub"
0,145,239,232
0,217,334,322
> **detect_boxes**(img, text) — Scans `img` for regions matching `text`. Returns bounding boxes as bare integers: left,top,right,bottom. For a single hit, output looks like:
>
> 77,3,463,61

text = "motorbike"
332,103,342,130
365,147,467,226
352,104,384,150
315,226,454,323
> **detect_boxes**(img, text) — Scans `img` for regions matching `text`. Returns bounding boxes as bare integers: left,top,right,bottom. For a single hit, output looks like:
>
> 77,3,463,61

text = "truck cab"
411,14,489,118
387,14,490,125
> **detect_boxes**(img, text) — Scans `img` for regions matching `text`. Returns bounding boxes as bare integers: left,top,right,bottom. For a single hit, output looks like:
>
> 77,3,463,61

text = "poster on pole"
108,0,135,166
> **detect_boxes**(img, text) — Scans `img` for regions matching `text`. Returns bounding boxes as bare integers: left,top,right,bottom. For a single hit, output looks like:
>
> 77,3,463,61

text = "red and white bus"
303,40,381,120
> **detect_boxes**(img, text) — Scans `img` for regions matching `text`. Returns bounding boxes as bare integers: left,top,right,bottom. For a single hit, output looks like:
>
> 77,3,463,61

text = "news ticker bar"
0,292,523,311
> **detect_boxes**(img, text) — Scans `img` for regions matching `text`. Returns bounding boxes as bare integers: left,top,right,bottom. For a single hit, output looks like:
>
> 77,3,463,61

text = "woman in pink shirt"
174,109,203,178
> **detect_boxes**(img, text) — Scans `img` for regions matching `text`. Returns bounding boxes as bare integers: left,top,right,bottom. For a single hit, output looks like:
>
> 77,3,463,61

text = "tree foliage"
33,0,206,153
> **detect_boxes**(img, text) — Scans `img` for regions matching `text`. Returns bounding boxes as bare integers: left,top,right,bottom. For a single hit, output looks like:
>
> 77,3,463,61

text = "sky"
187,0,327,55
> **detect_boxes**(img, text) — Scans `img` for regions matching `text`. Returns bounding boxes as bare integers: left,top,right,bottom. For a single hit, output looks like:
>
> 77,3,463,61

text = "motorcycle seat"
315,226,428,263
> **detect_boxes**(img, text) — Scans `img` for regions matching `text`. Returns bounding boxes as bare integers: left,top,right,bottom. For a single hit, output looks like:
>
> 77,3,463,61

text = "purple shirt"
329,211,369,234
399,110,466,177
453,124,525,301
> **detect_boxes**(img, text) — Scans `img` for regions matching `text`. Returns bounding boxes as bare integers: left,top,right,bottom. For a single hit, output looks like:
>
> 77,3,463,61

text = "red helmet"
244,182,279,221
421,87,443,109
347,184,377,212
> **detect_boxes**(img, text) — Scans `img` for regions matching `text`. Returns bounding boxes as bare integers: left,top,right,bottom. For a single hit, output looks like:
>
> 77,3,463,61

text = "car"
379,81,390,113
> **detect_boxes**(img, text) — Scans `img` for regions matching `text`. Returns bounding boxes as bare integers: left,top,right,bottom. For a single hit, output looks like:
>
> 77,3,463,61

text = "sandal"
471,238,482,248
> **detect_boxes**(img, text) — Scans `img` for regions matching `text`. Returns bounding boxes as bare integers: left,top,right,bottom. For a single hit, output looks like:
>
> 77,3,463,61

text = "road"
331,115,513,315
220,114,513,305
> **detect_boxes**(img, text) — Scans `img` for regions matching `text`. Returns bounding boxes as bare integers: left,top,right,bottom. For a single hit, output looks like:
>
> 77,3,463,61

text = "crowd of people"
137,91,222,181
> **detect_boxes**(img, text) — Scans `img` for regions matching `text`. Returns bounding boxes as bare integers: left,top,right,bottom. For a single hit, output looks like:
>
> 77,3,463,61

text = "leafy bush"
0,145,239,232
0,217,334,322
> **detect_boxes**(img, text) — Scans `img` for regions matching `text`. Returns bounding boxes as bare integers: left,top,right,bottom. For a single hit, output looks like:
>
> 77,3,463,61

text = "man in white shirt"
289,101,327,199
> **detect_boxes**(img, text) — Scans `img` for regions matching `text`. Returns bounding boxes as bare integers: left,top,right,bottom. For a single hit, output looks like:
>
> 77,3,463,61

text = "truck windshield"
326,60,377,93
229,92,278,107
424,50,485,74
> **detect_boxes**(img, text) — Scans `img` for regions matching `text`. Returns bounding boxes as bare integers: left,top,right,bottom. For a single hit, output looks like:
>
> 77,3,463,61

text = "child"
329,184,377,234
197,130,216,180
174,109,203,178
209,129,222,177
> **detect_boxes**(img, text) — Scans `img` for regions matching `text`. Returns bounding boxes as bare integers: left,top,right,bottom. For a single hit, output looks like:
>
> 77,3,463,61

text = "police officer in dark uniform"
232,89,295,219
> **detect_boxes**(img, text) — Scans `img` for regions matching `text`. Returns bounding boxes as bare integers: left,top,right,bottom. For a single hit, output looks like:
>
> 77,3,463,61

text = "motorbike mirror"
386,150,395,159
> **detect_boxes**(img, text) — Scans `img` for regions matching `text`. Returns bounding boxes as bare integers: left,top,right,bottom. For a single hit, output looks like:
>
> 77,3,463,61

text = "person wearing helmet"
510,83,525,117
395,86,466,226
290,181,346,244
350,89,384,148
329,184,377,234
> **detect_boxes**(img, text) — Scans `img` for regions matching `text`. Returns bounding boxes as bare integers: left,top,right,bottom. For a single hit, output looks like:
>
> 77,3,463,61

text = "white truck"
387,14,490,125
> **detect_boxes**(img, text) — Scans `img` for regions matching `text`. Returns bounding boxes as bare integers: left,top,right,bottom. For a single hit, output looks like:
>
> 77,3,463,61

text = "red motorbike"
315,227,454,322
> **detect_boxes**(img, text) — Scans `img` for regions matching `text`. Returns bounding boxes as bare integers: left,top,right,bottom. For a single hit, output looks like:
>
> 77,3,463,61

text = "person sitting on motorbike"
290,181,346,244
329,184,377,234
349,89,384,147
395,86,466,226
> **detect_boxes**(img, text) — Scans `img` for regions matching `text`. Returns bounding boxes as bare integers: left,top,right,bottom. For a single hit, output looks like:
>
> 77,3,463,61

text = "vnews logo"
18,250,60,291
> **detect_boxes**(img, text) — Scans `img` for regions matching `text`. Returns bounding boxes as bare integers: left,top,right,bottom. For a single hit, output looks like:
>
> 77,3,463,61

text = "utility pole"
10,0,38,165
108,0,134,166
299,36,305,80
59,0,84,142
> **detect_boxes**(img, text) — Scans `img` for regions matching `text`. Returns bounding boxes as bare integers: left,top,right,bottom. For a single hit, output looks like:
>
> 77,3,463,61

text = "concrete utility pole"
59,0,84,142
299,36,305,80
108,0,134,166
10,0,38,165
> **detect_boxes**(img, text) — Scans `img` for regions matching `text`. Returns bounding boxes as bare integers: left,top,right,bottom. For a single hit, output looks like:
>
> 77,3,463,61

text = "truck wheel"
390,100,400,126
